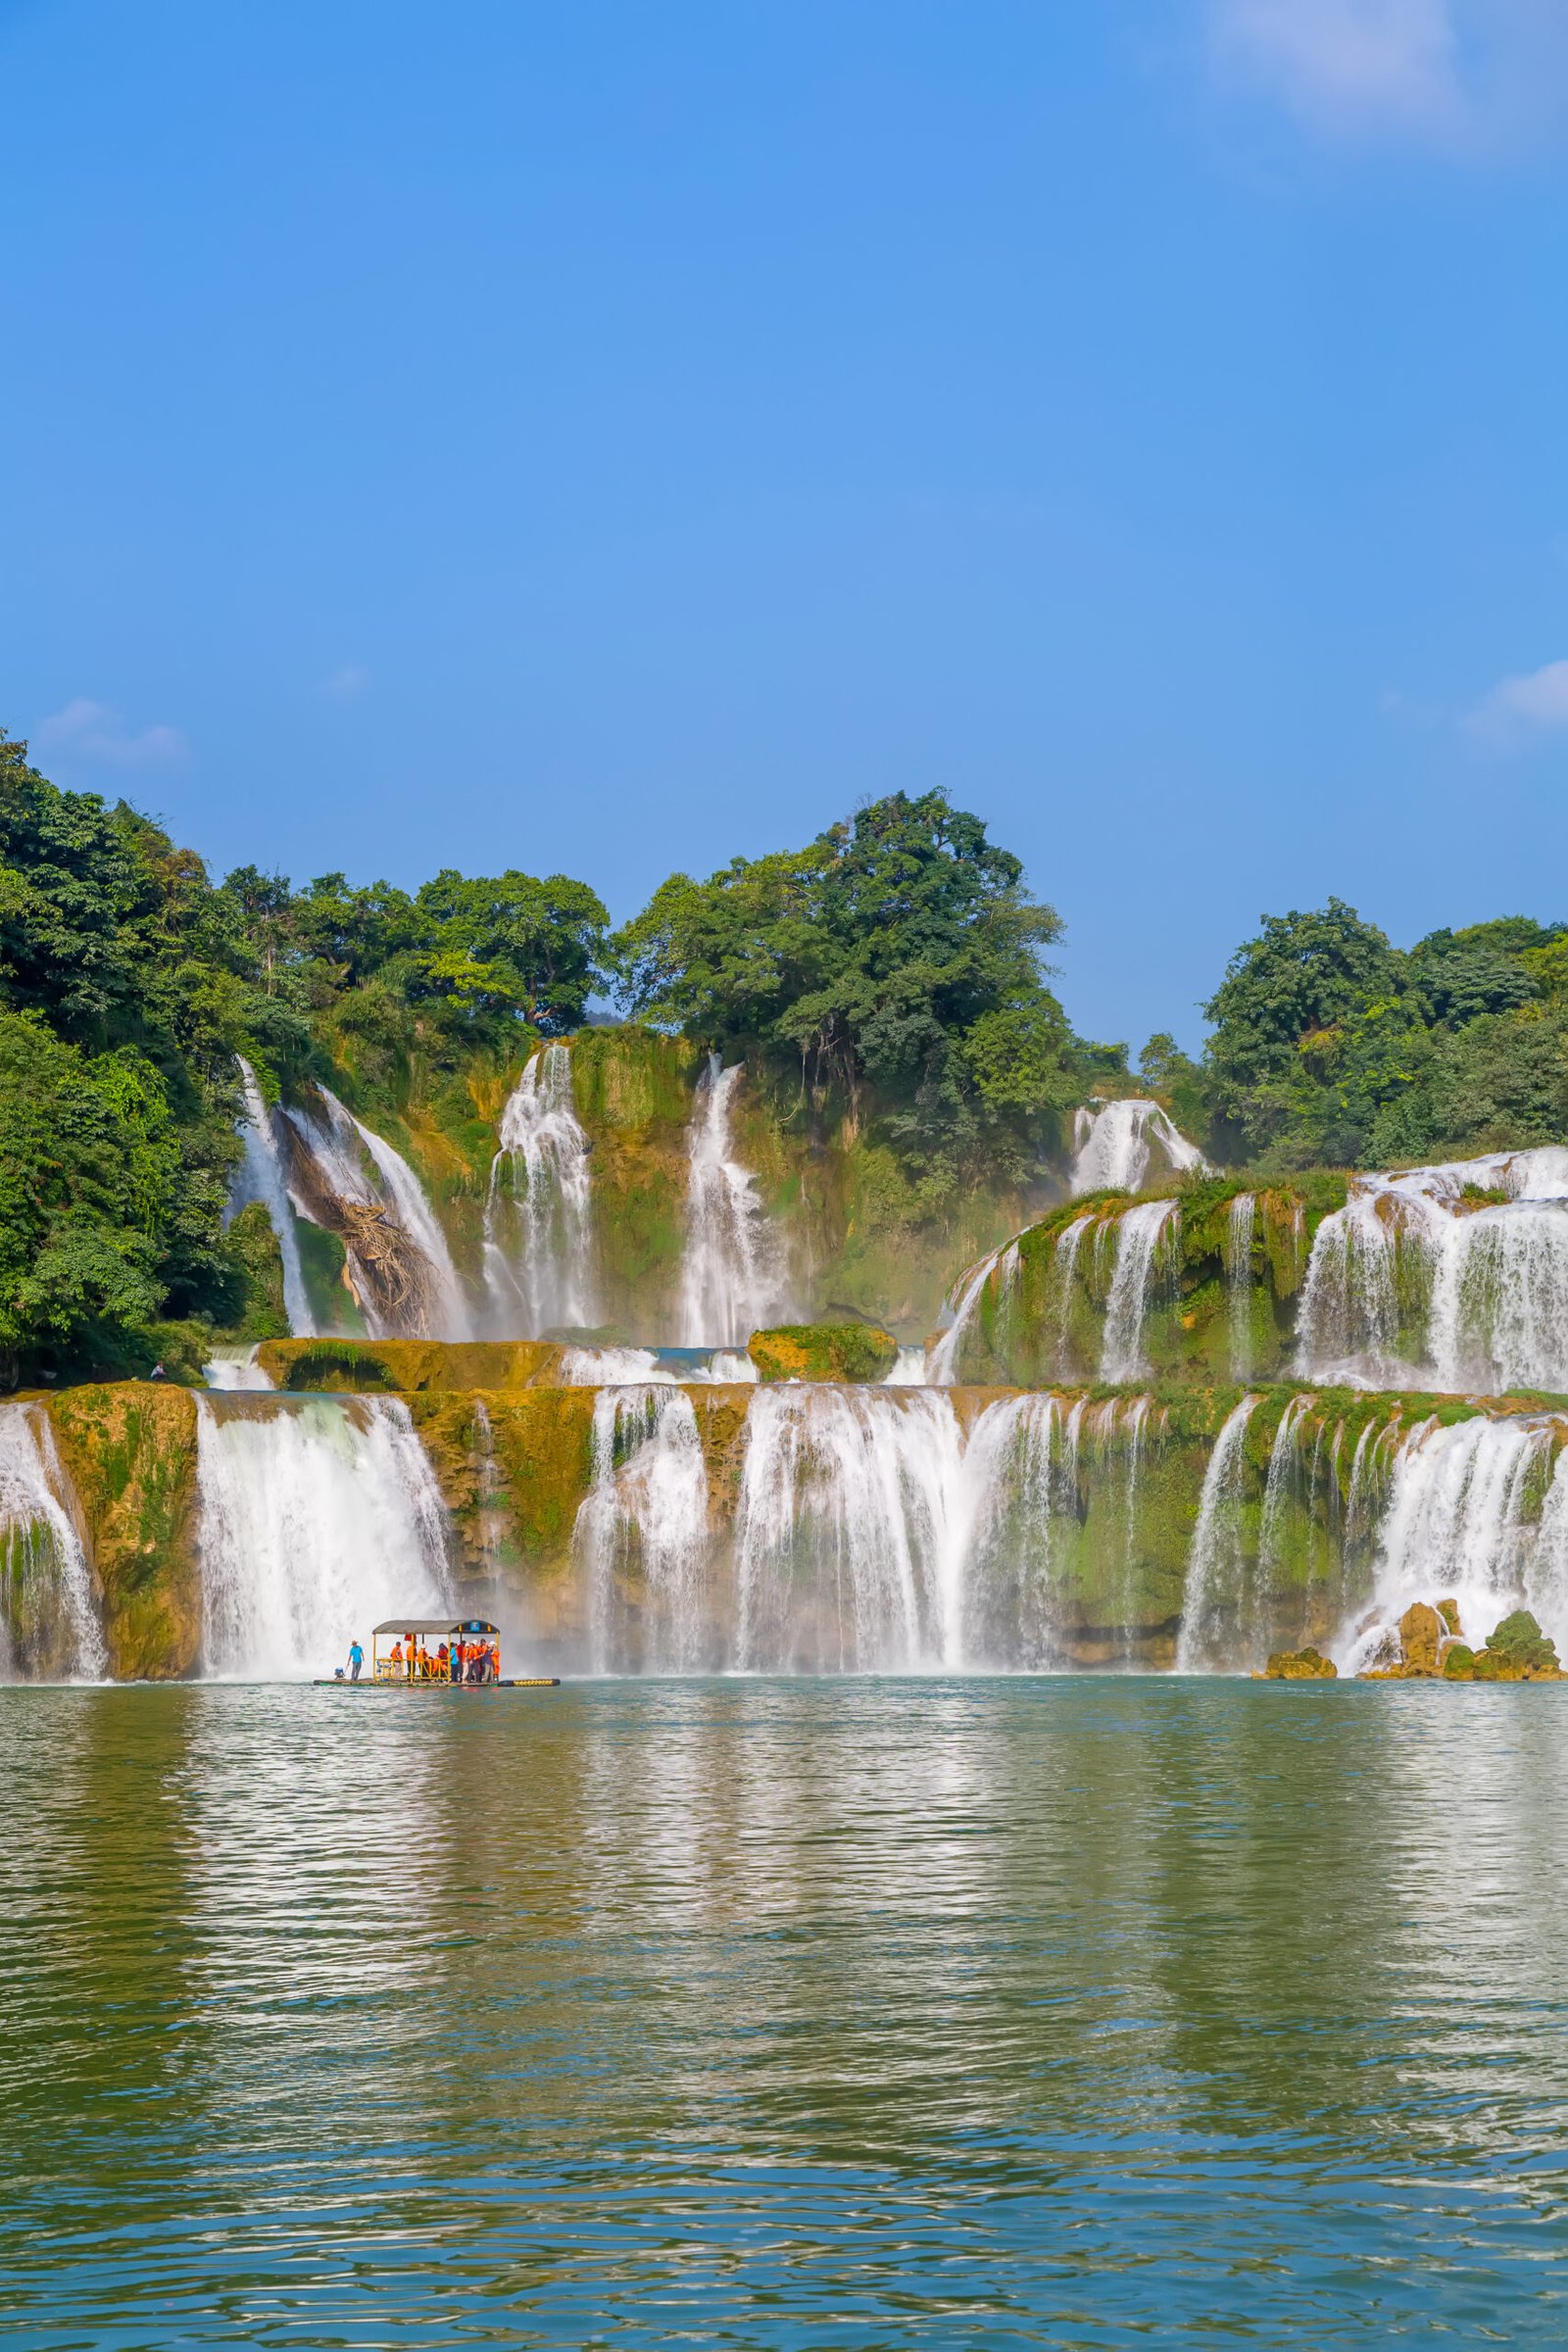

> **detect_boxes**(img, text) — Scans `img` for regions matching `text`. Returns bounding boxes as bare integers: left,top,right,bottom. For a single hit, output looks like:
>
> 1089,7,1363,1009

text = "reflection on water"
3,1681,1568,2345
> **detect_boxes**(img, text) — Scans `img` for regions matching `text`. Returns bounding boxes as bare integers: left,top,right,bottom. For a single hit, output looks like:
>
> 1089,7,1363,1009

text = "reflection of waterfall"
195,1396,453,1678
1070,1098,1210,1195
1175,1396,1258,1672
1298,1148,1568,1394
483,1045,597,1336
229,1057,314,1336
0,1403,105,1682
677,1056,790,1346
576,1388,712,1672
280,1088,469,1341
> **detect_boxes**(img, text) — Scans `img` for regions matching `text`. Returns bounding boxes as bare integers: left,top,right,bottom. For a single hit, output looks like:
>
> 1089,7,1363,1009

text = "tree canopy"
1202,899,1568,1167
615,790,1084,1184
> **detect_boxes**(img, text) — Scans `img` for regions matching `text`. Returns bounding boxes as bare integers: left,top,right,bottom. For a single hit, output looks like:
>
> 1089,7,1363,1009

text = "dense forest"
1,719,1565,1383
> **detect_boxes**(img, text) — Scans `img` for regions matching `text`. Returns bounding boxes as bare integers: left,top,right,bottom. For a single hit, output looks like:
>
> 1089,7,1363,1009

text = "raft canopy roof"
371,1618,500,1637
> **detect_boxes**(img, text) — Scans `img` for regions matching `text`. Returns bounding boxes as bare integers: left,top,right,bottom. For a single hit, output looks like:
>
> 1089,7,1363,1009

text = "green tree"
616,790,1076,1179
1202,900,1416,1164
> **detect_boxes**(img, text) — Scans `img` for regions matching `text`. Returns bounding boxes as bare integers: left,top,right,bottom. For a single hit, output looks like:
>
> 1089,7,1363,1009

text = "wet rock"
1396,1601,1446,1677
1442,1642,1477,1681
1262,1646,1338,1680
1473,1609,1564,1681
1436,1597,1463,1637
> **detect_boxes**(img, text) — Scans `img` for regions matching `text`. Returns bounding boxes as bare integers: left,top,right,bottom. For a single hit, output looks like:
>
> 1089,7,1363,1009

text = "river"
4,1678,1567,2344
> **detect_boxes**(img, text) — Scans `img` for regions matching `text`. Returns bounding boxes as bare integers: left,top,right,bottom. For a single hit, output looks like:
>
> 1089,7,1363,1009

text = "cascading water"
1298,1148,1568,1393
735,1386,967,1673
677,1056,791,1346
0,1403,105,1682
1100,1201,1177,1382
230,1057,315,1336
281,1089,470,1341
1226,1193,1256,1381
575,1388,712,1672
203,1346,275,1392
483,1045,598,1336
1336,1413,1561,1673
560,1346,758,1387
1069,1098,1210,1196
1174,1395,1258,1672
928,1241,1018,1387
195,1396,454,1678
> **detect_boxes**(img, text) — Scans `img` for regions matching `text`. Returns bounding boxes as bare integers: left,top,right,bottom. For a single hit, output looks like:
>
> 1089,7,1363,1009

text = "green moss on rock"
748,1323,899,1384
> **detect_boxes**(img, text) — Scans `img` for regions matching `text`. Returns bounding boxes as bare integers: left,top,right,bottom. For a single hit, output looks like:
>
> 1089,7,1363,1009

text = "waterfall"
1298,1148,1568,1393
959,1392,1074,1669
885,1347,929,1386
560,1346,759,1386
1070,1098,1210,1196
483,1045,598,1336
677,1055,790,1346
1336,1413,1558,1673
230,1057,315,1336
340,1096,470,1341
575,1388,711,1672
1175,1395,1258,1672
195,1396,453,1678
1226,1193,1255,1381
1100,1201,1177,1382
735,1386,967,1672
203,1345,275,1392
0,1403,105,1682
281,1089,470,1341
928,1240,1019,1387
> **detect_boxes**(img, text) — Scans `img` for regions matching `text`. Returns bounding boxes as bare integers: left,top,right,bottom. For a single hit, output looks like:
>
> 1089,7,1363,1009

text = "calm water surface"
3,1677,1567,2347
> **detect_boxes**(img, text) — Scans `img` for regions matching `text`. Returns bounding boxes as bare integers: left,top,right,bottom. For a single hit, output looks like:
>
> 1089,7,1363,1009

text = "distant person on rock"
347,1640,364,1683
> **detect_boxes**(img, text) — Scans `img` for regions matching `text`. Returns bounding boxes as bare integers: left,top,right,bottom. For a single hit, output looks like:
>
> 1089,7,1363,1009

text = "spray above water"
195,1396,454,1679
576,1387,712,1672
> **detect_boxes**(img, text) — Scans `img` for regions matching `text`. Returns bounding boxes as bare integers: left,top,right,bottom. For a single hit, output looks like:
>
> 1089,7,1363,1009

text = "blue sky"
3,0,1566,1053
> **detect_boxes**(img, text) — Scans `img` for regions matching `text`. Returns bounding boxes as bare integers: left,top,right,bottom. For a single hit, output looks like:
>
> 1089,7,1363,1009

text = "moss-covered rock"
47,1383,202,1679
945,1173,1349,1387
1261,1646,1337,1679
748,1323,899,1384
1471,1609,1564,1680
257,1339,564,1392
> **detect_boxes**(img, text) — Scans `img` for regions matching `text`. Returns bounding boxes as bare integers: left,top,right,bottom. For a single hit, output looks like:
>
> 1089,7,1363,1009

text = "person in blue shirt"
347,1640,364,1682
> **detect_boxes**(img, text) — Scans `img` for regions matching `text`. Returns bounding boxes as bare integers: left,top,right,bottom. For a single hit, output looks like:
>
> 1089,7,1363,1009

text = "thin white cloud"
34,697,188,767
321,663,369,700
1468,658,1568,744
1208,0,1462,137
1205,0,1568,148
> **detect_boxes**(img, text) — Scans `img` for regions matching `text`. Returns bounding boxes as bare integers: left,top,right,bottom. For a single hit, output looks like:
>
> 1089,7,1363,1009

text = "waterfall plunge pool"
4,1675,1567,2346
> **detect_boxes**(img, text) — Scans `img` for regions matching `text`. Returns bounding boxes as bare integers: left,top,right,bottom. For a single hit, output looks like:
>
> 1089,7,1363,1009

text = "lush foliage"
0,728,607,1376
1203,901,1568,1167
614,790,1093,1191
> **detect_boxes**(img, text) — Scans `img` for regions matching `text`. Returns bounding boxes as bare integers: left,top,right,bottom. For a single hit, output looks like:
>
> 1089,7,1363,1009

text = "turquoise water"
3,1677,1567,2345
